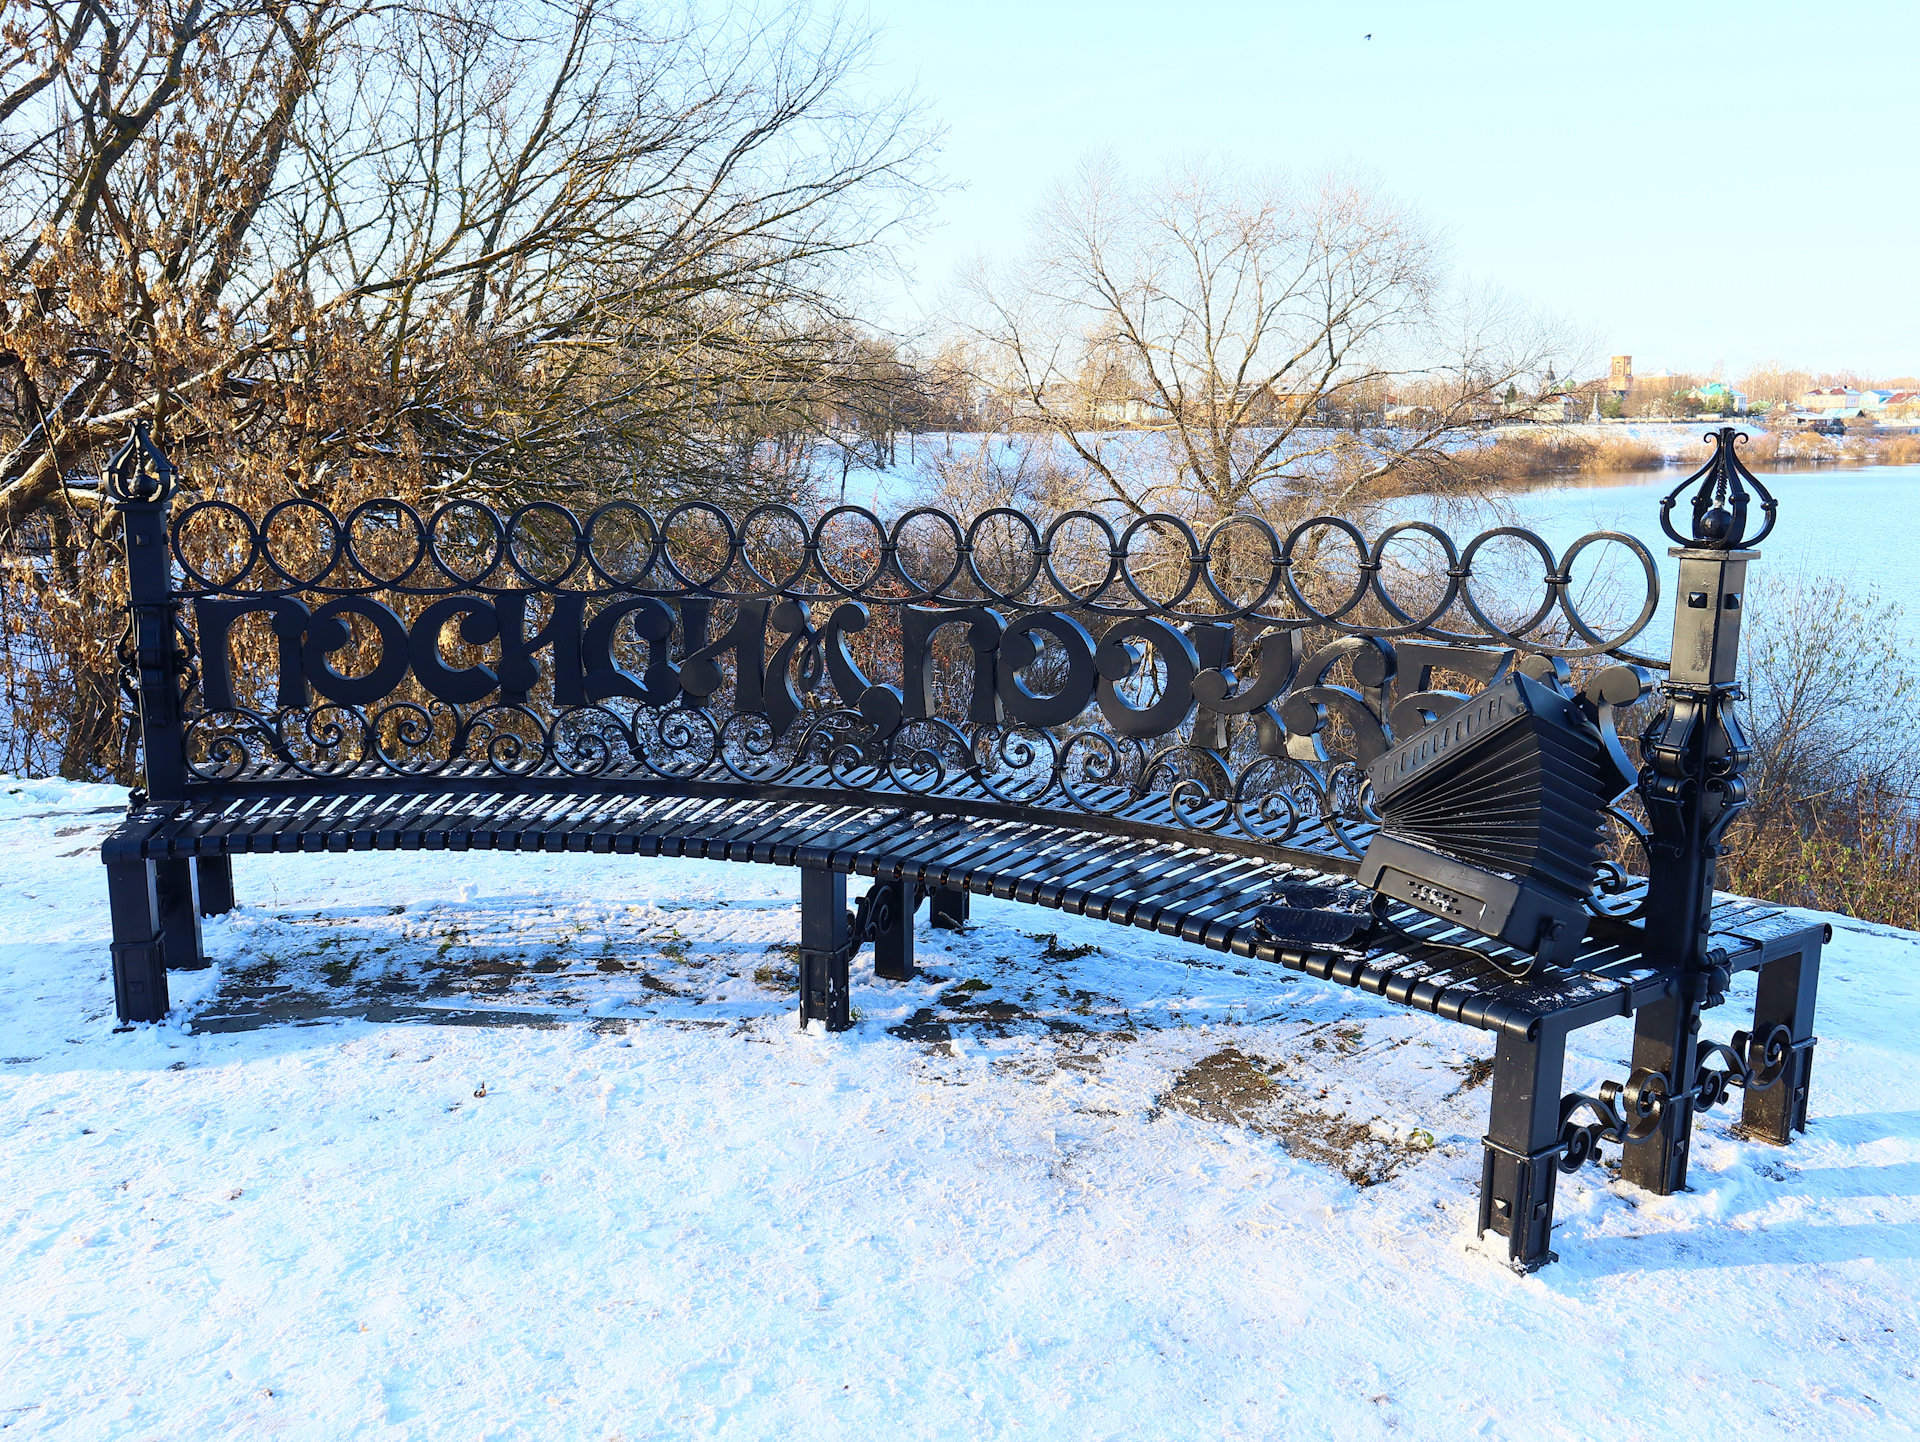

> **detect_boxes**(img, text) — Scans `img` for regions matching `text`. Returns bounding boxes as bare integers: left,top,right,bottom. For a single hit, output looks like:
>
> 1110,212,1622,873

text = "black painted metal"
151,455,1670,870
96,423,1827,1273
1542,429,1803,1211
1619,431,1763,1197
1733,941,1823,1144
928,885,970,931
1479,1020,1569,1272
857,877,917,980
1357,668,1631,967
798,867,852,1031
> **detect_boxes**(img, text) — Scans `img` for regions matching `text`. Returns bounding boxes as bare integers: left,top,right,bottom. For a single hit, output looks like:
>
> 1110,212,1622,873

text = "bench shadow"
1778,1160,1920,1199
1799,1109,1920,1147
1563,1217,1920,1276
169,882,1323,1053
1551,1110,1920,1279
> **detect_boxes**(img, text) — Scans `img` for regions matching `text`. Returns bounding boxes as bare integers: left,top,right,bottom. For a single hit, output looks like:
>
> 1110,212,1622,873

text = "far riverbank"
1464,420,1920,485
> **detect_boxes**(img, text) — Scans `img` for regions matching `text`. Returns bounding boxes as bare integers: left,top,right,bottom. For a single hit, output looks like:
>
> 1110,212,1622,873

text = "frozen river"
1468,463,1919,657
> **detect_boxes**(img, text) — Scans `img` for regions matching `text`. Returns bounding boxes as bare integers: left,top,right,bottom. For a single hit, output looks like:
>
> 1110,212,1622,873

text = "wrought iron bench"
97,425,1823,1272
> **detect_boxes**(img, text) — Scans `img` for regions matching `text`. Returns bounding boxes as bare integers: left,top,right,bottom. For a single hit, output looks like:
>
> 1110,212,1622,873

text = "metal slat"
1084,849,1218,926
729,801,849,864
1048,843,1181,917
897,821,1034,892
855,815,975,882
943,826,1062,899
1009,828,1130,907
167,797,256,857
1059,840,1197,916
1129,853,1276,939
141,765,1682,1045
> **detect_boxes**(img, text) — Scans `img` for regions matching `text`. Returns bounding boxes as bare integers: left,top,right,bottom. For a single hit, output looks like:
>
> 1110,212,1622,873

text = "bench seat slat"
136,781,1813,1041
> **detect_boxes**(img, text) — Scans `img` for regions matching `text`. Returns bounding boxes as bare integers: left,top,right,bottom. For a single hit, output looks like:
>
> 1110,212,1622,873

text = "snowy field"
813,424,1743,517
3,779,1919,1439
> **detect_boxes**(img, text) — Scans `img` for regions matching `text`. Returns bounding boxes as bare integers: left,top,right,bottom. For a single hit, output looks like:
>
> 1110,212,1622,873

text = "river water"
1411,464,1920,660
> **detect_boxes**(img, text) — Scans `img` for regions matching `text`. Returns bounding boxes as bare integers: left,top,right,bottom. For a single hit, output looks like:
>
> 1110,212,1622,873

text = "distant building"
1687,382,1748,415
1608,356,1632,395
1619,369,1677,417
1091,398,1152,425
1522,395,1580,422
1799,386,1861,413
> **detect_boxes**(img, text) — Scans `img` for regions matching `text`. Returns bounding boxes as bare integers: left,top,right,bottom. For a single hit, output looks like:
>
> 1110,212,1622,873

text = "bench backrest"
105,425,1774,962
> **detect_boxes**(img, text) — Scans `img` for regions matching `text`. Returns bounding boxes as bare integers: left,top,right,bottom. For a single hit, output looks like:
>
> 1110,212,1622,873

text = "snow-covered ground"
3,778,1918,1439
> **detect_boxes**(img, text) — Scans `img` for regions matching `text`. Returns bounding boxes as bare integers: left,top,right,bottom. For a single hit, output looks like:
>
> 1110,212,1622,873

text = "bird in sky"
1364,33,1372,40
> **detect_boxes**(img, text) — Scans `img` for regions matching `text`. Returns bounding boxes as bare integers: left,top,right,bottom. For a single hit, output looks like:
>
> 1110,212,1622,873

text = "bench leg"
798,868,852,1032
868,878,916,981
928,885,969,931
108,856,170,1024
1619,995,1698,1195
1734,945,1821,1145
1478,1023,1566,1272
154,857,208,970
195,855,235,916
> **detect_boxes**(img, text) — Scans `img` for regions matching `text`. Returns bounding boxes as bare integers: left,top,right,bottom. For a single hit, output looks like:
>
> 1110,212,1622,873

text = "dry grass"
1599,572,1920,932
1736,427,1920,468
1448,431,1670,485
1448,425,1920,491
1603,771,1920,932
1879,434,1920,465
1153,1046,1429,1186
1584,436,1672,471
1720,789,1920,932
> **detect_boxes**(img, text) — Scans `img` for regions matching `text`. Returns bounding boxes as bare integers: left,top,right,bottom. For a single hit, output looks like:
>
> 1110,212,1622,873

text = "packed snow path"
2,780,1916,1439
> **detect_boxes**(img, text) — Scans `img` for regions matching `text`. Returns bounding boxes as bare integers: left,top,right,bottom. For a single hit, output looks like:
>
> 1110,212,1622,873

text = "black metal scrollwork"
1558,1021,1798,1173
852,879,929,944
167,494,1662,653
104,422,177,505
160,492,1666,877
1659,426,1777,551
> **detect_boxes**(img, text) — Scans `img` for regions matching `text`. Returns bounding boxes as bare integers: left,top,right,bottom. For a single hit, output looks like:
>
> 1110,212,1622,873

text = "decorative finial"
104,422,177,505
1658,425,1776,550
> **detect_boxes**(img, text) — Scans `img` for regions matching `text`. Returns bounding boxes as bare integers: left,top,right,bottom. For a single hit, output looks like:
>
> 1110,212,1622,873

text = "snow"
814,424,1736,518
2,778,1918,1438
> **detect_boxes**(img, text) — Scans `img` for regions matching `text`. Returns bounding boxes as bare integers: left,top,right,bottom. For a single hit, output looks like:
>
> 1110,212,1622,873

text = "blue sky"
859,0,1919,378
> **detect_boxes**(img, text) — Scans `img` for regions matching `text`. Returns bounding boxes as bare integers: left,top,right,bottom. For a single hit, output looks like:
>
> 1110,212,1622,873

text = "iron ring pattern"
168,498,1664,642
162,497,1662,885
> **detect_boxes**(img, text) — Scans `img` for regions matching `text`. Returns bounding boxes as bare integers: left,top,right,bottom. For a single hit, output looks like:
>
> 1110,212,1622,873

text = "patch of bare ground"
1154,1046,1432,1187
887,972,1136,1042
987,1032,1129,1081
1450,1055,1495,1094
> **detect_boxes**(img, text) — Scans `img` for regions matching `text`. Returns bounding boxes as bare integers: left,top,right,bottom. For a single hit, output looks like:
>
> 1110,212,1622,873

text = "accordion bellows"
1357,672,1608,965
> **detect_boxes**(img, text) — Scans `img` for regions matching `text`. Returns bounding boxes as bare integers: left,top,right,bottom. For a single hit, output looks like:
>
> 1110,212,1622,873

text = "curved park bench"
98,425,1823,1272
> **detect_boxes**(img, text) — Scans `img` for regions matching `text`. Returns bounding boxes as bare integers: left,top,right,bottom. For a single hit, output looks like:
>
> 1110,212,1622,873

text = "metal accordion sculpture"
1356,671,1612,967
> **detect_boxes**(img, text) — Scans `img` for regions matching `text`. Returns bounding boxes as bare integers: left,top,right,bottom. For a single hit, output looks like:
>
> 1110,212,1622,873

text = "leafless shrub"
1609,575,1920,928
0,0,936,777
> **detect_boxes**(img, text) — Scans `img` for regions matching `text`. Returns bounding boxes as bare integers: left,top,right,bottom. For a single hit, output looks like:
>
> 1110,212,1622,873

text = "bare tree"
951,155,1566,527
0,0,935,519
0,0,936,776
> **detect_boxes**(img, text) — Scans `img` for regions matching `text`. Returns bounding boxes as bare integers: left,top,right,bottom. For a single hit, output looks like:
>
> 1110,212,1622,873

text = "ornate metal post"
798,867,853,1030
108,424,187,798
1620,428,1774,1193
105,425,202,1022
860,878,916,981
